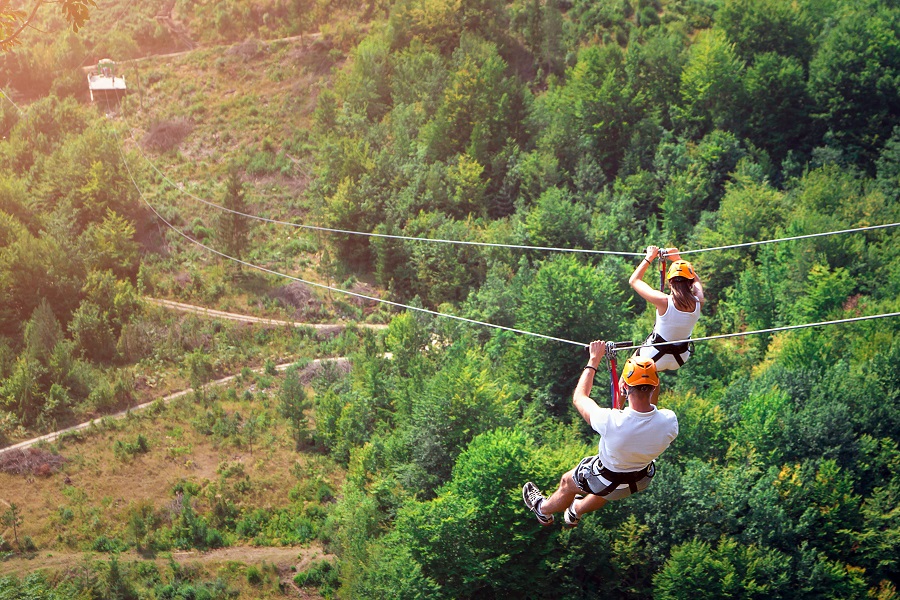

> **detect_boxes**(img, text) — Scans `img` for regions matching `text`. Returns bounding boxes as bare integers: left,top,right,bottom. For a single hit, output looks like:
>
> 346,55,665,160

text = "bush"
245,565,262,585
293,560,337,588
114,434,150,460
142,118,194,152
92,535,127,553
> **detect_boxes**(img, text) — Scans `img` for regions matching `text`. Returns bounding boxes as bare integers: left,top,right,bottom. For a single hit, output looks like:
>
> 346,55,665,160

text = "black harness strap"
596,463,654,496
648,332,692,367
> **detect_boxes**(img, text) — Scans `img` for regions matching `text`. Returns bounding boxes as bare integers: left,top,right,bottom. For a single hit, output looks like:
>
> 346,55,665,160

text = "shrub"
92,535,127,553
142,118,194,152
58,507,74,524
293,560,337,588
114,434,150,460
245,565,262,585
264,358,277,375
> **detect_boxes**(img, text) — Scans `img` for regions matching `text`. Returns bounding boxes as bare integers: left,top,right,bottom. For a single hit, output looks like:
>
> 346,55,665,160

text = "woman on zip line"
623,245,705,405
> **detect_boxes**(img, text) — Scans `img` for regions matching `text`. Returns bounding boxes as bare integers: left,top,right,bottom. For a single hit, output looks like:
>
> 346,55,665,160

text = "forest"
1,0,899,597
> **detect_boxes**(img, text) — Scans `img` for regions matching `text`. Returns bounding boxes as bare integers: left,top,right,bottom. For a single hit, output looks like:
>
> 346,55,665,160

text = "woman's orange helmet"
666,259,696,281
622,356,659,387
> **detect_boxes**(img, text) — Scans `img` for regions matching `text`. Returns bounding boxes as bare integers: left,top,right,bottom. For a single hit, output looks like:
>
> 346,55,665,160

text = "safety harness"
646,332,694,367
595,461,656,496
649,249,694,367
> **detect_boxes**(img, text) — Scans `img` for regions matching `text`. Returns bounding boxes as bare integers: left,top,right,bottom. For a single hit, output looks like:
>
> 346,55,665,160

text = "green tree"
625,30,687,131
388,0,508,55
0,503,22,550
674,29,746,139
388,429,560,598
420,34,522,166
0,0,95,51
338,33,394,122
68,300,116,362
243,410,261,456
654,538,791,599
516,255,629,413
280,367,310,451
743,52,812,163
522,187,592,250
658,130,746,244
536,43,641,182
217,168,250,263
104,556,138,600
0,228,83,338
23,299,63,364
1,356,45,425
403,346,518,494
716,0,813,63
81,210,139,279
402,212,487,306
808,5,900,170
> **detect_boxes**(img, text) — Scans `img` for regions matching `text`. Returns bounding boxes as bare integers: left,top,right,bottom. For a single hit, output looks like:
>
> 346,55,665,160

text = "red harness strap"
605,341,632,410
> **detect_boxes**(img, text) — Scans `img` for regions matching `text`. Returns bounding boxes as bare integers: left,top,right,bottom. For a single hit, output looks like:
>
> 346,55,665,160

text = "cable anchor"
658,247,668,291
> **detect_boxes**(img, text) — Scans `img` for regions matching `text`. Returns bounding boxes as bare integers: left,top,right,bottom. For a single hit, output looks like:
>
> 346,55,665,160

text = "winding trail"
146,297,387,331
0,357,347,457
1,298,384,455
0,544,334,586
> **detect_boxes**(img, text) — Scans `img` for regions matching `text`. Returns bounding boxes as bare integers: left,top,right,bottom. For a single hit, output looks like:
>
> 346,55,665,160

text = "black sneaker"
564,495,583,528
522,482,553,526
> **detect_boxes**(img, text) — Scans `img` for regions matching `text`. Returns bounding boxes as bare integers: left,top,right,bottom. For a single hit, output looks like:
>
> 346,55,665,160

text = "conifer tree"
217,168,250,266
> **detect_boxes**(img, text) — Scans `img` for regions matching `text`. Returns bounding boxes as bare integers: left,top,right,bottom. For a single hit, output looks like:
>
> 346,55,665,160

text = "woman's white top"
654,294,701,342
634,294,701,370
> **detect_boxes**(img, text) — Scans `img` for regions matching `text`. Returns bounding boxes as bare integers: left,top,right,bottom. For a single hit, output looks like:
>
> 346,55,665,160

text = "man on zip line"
522,341,678,527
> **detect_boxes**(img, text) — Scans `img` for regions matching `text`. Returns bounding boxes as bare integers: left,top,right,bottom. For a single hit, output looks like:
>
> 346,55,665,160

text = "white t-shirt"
655,294,701,342
588,405,679,472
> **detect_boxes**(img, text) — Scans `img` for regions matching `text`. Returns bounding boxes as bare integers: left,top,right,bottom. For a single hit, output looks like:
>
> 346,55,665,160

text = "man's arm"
573,340,606,425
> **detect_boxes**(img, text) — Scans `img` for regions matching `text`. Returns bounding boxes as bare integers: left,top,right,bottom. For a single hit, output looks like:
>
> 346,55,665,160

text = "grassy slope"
1,370,342,597
121,31,391,324
2,3,373,596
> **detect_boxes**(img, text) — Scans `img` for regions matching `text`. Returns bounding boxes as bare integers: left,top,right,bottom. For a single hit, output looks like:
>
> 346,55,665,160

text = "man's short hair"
629,384,655,393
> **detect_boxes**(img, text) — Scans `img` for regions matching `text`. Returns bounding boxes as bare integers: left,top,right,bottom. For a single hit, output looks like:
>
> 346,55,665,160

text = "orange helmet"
666,259,696,281
622,356,659,387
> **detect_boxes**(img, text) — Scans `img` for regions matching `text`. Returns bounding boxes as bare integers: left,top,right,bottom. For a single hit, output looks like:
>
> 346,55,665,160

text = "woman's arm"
692,272,706,305
629,246,669,313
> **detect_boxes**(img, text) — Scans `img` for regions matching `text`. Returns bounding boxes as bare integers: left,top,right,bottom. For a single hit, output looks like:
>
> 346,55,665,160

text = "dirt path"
0,543,333,577
146,297,387,331
0,357,349,457
81,32,324,75
1,296,389,456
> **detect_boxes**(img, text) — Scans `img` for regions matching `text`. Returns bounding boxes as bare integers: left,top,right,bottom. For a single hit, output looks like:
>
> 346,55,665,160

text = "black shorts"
571,455,655,501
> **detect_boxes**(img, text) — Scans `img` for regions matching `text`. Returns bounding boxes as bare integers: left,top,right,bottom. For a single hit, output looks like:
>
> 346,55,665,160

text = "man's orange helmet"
622,356,659,387
666,259,696,281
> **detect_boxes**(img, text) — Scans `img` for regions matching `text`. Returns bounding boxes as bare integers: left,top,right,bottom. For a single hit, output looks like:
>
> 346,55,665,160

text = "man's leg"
523,468,583,525
573,493,607,515
539,468,583,515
